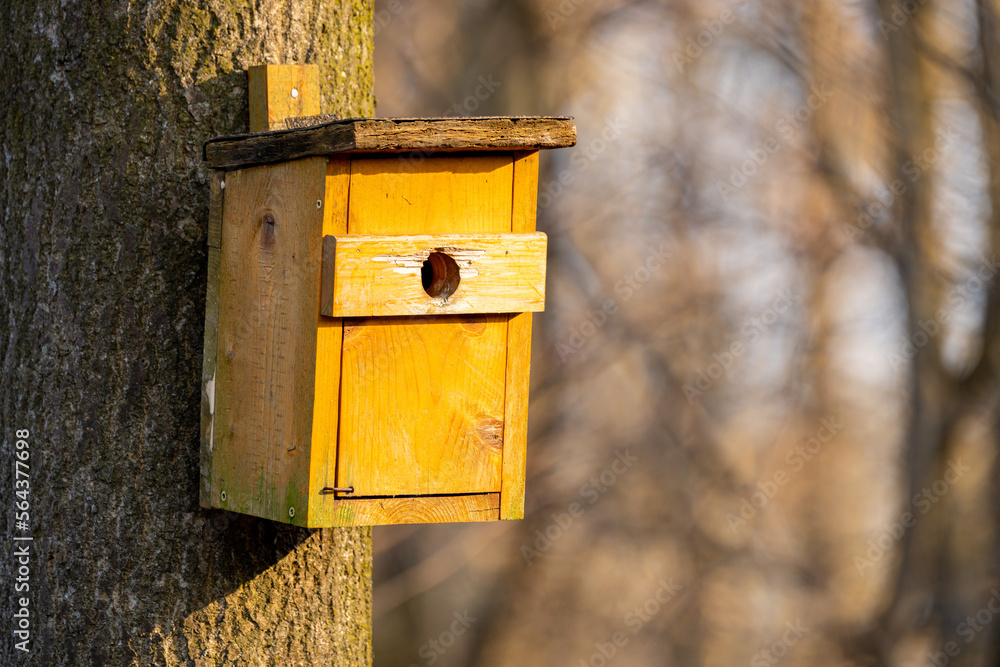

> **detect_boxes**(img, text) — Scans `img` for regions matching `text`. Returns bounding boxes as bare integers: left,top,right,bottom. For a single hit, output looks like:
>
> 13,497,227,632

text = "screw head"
316,199,322,209
220,490,227,502
288,506,296,518
291,88,299,99
219,180,225,190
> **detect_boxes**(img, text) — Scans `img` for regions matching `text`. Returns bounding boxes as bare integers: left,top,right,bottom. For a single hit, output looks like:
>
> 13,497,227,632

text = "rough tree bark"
0,1,374,664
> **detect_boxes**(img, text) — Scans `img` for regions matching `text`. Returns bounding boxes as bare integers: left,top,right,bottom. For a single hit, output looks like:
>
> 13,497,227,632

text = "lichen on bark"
0,1,374,664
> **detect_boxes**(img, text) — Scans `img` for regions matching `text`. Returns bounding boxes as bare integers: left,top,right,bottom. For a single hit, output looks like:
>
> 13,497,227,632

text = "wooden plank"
320,235,338,316
199,172,227,508
204,117,577,170
199,245,222,508
353,118,576,152
306,157,351,528
321,232,547,317
337,314,508,496
282,113,342,130
348,154,514,232
500,313,532,519
500,151,540,519
336,155,513,499
248,65,321,133
326,494,500,528
207,170,225,249
512,151,539,226
212,157,327,525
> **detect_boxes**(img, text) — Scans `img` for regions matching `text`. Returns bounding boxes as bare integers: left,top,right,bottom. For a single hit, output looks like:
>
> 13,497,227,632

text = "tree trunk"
0,1,374,664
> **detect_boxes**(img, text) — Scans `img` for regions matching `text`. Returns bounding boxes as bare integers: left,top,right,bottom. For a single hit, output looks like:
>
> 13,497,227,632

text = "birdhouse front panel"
200,114,575,527
336,155,513,499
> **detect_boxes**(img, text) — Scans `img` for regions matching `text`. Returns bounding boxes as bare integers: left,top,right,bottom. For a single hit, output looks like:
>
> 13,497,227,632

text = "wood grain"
321,232,547,317
500,150,541,519
348,155,514,232
248,65,320,133
337,314,507,496
307,156,351,528
327,493,500,527
320,235,338,316
512,150,539,228
204,116,577,169
280,113,342,130
207,170,225,249
500,313,532,519
199,171,226,507
335,155,514,499
211,157,327,524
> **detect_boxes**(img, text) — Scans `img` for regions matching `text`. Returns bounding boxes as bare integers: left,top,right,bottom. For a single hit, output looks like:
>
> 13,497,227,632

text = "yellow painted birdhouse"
199,65,576,527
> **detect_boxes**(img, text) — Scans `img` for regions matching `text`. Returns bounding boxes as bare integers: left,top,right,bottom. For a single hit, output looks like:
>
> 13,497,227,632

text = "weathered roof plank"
204,116,576,169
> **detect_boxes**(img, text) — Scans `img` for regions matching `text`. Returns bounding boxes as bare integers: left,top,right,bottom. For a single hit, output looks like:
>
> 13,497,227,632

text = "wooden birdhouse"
199,65,576,527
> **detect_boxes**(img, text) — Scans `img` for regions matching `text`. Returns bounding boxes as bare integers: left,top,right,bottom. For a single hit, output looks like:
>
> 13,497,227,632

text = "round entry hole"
421,252,461,299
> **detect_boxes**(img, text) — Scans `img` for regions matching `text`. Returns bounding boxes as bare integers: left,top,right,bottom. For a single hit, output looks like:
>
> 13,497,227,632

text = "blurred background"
369,1,1000,665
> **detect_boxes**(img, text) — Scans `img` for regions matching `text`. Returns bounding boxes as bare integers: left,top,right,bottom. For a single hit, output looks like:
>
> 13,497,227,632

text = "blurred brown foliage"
371,1,1000,665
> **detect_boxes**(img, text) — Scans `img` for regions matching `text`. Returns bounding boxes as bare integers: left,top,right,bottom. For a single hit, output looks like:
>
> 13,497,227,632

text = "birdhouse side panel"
211,157,328,525
500,150,541,520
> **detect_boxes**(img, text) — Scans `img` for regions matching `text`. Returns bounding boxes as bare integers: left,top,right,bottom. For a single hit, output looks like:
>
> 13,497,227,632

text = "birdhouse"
199,65,576,527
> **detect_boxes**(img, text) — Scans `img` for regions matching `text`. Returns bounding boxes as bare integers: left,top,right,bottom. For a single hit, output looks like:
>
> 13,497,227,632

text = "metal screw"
288,506,296,518
219,180,225,190
220,490,227,502
291,88,299,99
316,199,322,209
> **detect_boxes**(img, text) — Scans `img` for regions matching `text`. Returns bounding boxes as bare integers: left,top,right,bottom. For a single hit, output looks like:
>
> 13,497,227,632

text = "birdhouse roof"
204,115,577,170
